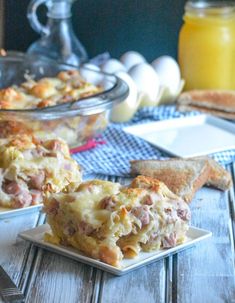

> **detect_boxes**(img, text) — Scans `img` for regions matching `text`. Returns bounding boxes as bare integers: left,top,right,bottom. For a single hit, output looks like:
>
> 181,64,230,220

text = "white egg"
80,63,103,85
151,56,181,94
101,59,127,74
120,51,146,71
111,71,139,122
128,63,160,106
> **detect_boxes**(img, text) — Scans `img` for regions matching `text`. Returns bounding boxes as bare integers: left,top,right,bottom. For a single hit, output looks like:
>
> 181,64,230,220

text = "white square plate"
19,224,212,276
124,115,235,157
0,204,42,220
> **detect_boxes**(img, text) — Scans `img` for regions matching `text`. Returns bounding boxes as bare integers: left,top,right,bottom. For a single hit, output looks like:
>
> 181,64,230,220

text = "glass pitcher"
27,0,88,66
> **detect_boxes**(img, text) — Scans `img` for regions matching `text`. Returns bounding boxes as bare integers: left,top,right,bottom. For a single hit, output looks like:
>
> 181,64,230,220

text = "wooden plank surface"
26,249,95,303
0,172,234,303
175,186,235,303
0,211,41,303
98,261,166,303
97,176,166,303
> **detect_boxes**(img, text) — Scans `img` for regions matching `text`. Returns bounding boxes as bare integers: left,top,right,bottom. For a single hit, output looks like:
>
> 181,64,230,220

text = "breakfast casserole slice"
44,176,190,267
0,70,102,110
0,135,81,208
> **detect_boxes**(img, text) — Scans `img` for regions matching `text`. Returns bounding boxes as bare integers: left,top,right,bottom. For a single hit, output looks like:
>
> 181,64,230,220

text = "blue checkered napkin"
130,105,191,123
73,125,163,176
72,105,235,176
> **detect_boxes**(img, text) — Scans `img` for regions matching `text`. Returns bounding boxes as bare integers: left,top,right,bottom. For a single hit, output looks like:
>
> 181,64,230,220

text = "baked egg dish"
44,175,190,267
0,70,102,109
0,135,81,208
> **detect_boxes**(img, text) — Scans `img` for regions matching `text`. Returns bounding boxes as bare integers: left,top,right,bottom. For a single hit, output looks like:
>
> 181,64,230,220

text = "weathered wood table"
0,168,235,303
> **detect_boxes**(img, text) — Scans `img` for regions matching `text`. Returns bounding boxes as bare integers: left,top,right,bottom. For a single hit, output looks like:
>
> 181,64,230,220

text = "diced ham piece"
64,222,76,236
162,233,177,248
143,195,153,205
46,198,59,216
164,207,175,224
58,70,81,81
3,181,21,195
61,95,74,103
177,208,191,221
3,180,34,208
13,191,32,208
29,171,45,190
47,140,62,151
164,208,172,214
131,205,150,227
100,197,116,211
32,147,46,157
78,221,94,236
31,190,43,205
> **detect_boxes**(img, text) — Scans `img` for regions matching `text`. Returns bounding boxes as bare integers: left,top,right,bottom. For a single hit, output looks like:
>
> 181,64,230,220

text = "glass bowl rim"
0,52,129,118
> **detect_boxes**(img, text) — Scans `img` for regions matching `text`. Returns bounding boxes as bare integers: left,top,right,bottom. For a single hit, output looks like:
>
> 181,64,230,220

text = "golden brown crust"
0,135,81,208
0,121,33,138
99,245,120,267
132,163,209,203
44,176,190,266
178,90,235,113
130,157,231,202
5,134,36,149
130,175,185,201
187,164,210,202
177,104,235,119
130,175,161,192
194,157,232,190
0,70,102,110
0,88,23,109
131,162,202,195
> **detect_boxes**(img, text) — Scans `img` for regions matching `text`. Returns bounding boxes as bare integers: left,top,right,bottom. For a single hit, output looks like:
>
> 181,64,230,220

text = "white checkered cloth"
72,105,235,176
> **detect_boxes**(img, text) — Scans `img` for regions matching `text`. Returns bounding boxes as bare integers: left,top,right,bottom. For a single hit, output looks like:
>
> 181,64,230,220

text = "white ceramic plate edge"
124,114,235,158
19,224,212,276
0,204,42,220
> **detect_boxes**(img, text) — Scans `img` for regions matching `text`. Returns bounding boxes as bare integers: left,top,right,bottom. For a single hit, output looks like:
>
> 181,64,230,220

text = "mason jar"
178,1,235,90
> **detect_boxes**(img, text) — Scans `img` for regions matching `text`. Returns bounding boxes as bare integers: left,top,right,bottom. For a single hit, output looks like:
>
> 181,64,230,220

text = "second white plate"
19,224,212,276
0,204,42,220
124,114,235,157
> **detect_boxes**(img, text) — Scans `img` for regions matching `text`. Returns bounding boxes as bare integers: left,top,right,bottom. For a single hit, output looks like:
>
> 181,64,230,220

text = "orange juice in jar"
178,1,235,90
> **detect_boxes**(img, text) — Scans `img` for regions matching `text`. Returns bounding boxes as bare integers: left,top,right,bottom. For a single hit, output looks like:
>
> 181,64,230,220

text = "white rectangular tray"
0,204,42,220
124,115,235,157
19,224,212,276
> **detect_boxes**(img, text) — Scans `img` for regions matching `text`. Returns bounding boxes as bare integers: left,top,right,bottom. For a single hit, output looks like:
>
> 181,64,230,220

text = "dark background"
4,0,186,61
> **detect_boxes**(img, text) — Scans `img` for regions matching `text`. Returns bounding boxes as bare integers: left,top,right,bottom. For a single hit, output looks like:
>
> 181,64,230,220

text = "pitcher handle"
27,0,49,35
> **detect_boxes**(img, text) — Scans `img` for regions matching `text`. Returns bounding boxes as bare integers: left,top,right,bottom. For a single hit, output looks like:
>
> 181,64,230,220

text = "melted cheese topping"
0,135,81,208
44,176,190,267
0,70,102,109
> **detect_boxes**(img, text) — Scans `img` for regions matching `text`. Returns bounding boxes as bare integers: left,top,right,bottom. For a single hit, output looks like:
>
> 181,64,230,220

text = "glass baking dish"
0,52,129,147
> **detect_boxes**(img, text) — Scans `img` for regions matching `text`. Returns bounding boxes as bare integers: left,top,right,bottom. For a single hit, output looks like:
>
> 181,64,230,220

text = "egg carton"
111,80,185,123
83,52,184,123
